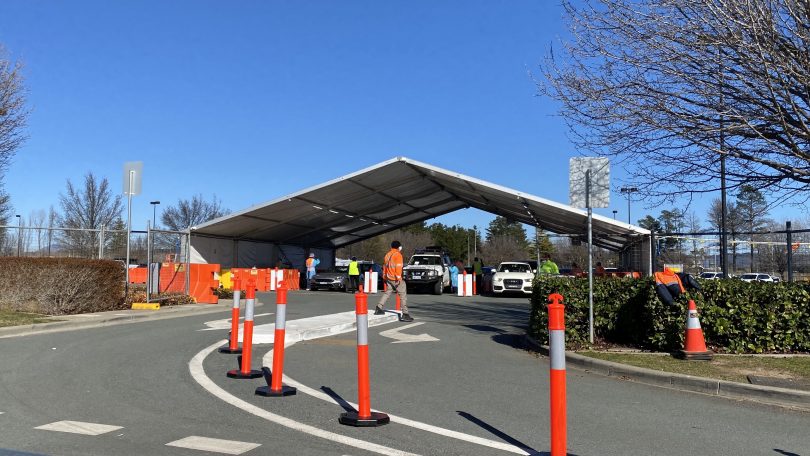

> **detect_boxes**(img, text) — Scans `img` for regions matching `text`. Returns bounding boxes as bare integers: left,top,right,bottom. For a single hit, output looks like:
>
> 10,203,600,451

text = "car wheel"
433,280,443,295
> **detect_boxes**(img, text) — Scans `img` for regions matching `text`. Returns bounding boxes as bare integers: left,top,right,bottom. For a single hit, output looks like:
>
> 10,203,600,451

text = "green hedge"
529,276,810,354
0,257,127,315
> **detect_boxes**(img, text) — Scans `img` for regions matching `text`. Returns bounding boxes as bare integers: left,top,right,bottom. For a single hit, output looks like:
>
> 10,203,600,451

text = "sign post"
569,157,609,344
123,162,143,289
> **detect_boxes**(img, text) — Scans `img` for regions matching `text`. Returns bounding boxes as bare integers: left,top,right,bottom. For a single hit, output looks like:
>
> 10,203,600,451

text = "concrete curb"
0,303,237,339
524,334,810,412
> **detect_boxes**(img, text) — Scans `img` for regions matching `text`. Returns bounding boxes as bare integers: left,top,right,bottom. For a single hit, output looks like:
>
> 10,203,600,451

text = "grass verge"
579,351,810,387
0,309,56,327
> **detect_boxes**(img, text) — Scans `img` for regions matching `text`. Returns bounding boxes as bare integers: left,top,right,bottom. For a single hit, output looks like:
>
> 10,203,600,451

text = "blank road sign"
569,157,610,208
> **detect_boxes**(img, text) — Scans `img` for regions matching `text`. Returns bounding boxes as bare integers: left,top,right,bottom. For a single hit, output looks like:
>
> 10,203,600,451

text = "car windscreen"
498,264,530,273
740,274,757,280
757,274,770,280
409,255,441,266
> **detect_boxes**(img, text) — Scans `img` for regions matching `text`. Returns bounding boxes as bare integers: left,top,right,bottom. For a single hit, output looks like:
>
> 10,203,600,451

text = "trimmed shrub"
529,276,810,354
0,257,126,315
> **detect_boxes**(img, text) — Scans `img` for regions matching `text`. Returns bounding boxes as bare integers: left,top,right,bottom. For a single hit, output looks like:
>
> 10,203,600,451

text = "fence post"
98,225,104,259
185,231,191,296
787,221,793,283
146,222,152,303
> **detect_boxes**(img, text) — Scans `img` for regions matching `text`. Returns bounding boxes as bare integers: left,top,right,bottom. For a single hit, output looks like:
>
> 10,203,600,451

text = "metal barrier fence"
655,226,810,281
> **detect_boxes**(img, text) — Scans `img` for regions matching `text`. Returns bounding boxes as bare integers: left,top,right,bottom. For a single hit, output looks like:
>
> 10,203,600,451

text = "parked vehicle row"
698,271,782,282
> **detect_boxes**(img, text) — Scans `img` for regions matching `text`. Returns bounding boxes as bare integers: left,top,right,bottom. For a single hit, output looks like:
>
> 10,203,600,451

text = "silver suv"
402,247,452,295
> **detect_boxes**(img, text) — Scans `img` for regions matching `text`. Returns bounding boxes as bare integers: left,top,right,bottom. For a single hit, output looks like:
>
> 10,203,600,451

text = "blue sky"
0,0,796,233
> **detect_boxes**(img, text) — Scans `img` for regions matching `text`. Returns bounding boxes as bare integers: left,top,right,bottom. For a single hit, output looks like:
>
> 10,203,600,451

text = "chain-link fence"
146,227,191,302
0,225,140,261
654,226,810,281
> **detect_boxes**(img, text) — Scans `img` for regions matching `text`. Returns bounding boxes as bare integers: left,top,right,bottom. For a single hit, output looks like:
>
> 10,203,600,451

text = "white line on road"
166,436,260,455
189,340,420,456
35,420,123,435
261,350,531,455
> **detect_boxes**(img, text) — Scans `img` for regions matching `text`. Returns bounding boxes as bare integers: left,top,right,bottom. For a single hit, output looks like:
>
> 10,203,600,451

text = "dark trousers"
349,274,360,291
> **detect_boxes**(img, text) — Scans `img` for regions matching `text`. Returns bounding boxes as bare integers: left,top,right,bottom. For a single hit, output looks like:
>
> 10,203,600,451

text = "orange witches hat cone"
677,300,713,361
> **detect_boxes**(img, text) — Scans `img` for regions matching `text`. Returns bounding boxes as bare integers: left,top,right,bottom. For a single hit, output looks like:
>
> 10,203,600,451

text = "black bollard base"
255,385,297,397
218,346,242,354
227,369,263,379
339,411,390,427
675,350,713,361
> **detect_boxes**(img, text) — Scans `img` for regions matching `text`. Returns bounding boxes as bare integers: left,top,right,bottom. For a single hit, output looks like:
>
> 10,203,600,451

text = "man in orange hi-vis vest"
374,240,413,322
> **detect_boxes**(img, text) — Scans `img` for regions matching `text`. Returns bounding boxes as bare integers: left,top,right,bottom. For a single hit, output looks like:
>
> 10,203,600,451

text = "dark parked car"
310,266,350,291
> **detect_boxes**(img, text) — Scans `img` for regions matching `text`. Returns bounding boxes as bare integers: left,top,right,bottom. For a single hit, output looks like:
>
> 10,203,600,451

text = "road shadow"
773,450,801,456
456,411,550,455
321,386,356,413
412,297,531,334
462,325,526,349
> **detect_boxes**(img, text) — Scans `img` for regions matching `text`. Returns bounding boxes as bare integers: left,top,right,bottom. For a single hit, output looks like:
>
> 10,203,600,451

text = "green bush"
529,276,810,354
0,257,126,315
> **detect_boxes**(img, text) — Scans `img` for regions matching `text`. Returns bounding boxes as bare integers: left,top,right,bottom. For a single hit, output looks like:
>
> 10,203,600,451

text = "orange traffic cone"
677,300,713,360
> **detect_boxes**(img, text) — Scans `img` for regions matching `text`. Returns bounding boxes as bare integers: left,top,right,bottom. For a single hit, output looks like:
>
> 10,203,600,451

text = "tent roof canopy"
192,157,649,251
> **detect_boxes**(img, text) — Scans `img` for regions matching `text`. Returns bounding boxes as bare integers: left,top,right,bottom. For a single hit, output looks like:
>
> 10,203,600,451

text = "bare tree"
161,194,228,231
541,0,810,204
0,47,28,181
57,173,124,255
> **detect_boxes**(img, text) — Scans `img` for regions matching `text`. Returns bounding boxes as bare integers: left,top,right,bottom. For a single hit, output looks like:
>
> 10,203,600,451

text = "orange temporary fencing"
230,268,272,292
158,262,220,304
128,267,147,284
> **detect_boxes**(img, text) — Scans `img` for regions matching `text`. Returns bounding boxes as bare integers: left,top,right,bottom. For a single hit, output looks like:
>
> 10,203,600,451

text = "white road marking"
200,313,273,331
35,420,123,435
378,322,439,344
166,436,260,455
189,341,420,456
261,349,531,455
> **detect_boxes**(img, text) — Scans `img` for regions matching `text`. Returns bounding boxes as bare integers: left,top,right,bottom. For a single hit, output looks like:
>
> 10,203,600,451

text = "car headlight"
494,277,503,283
427,270,437,276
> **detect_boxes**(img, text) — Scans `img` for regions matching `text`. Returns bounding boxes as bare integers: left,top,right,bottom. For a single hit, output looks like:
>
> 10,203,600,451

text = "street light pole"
620,187,639,225
15,214,21,257
150,201,160,229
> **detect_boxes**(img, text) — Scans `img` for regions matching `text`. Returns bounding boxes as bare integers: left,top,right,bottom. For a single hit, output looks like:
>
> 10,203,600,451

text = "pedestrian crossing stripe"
166,436,260,455
35,420,123,435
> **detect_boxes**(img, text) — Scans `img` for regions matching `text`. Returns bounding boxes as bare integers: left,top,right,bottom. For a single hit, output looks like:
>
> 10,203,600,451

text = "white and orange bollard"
547,293,566,456
473,273,477,295
363,270,379,293
219,276,243,354
677,299,713,360
395,294,401,312
227,279,262,379
339,291,389,427
256,281,297,397
458,271,473,296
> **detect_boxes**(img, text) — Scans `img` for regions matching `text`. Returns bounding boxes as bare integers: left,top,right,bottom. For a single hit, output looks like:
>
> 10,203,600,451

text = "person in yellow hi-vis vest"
348,256,360,292
374,240,413,322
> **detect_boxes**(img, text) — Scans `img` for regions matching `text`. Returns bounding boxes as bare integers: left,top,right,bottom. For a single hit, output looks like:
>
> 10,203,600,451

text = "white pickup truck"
402,247,452,295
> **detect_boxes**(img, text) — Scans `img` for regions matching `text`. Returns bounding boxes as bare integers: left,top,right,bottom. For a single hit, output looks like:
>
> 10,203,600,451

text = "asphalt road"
1,290,808,456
